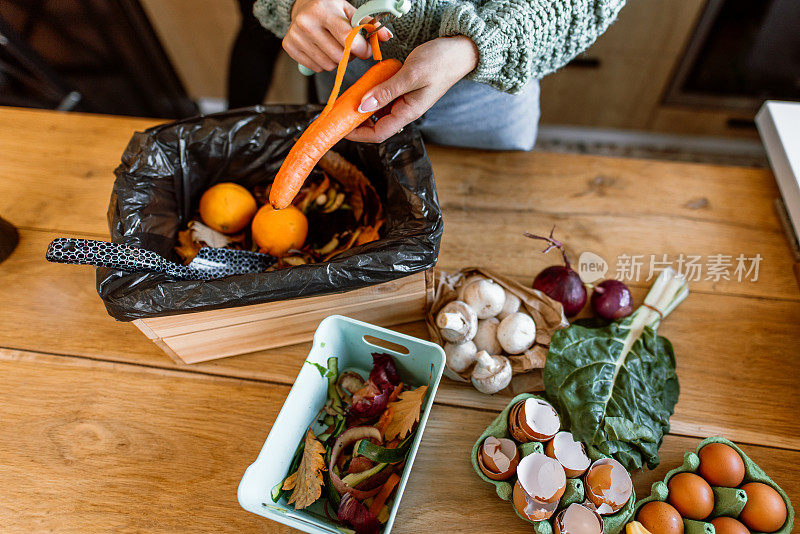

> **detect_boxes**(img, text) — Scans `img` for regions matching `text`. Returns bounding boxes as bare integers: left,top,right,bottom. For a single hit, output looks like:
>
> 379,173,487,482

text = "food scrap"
173,149,385,269
474,395,636,532
271,354,428,534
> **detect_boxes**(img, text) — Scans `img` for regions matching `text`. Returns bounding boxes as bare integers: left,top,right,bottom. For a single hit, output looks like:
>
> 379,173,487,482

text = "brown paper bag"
425,268,568,392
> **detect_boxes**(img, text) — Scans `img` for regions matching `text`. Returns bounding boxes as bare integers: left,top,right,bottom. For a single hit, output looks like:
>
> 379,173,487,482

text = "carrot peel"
269,25,400,210
369,473,400,517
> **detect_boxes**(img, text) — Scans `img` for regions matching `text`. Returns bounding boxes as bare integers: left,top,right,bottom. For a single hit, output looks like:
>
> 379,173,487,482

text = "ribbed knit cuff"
253,0,295,38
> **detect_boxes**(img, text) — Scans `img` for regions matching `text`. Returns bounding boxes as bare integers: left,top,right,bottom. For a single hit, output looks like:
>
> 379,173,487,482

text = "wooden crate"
133,269,434,364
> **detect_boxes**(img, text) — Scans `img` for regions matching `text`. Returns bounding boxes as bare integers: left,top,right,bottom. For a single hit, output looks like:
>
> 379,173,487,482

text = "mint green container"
238,315,446,534
633,436,794,534
471,393,635,534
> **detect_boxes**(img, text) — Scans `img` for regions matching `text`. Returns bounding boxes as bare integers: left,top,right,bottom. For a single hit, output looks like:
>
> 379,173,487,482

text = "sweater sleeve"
439,0,625,94
253,0,294,38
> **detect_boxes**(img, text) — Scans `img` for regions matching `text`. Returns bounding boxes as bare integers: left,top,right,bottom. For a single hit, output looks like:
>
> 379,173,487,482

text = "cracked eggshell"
553,503,604,534
477,436,519,481
463,279,506,319
585,458,633,515
473,317,502,354
513,480,560,522
516,452,567,504
545,431,591,478
518,398,561,442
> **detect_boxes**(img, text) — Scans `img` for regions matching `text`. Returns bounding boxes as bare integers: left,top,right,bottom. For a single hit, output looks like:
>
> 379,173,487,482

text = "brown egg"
667,472,714,520
739,482,787,532
710,517,750,534
698,443,746,487
637,501,684,534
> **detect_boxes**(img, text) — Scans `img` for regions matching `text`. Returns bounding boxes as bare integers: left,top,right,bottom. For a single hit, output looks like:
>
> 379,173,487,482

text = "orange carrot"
269,24,401,210
369,473,401,517
375,405,394,437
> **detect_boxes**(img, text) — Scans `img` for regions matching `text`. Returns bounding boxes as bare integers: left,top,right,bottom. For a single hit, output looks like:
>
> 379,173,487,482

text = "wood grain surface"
2,349,797,534
0,107,798,532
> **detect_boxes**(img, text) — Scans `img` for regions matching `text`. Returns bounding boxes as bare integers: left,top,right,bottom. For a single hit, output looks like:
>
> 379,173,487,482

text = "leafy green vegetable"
544,268,688,470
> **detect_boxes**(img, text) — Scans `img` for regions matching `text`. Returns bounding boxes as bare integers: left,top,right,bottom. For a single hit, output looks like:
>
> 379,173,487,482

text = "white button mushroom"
463,279,506,319
456,274,487,301
444,340,478,374
497,291,521,320
470,351,512,394
497,312,537,354
435,300,478,343
473,317,502,355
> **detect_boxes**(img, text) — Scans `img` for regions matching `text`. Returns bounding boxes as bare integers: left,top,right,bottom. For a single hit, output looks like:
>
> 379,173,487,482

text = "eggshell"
585,458,633,514
636,501,684,534
697,443,745,487
667,472,714,520
553,503,603,534
518,398,560,442
478,436,519,480
512,480,559,521
710,517,750,534
739,482,787,532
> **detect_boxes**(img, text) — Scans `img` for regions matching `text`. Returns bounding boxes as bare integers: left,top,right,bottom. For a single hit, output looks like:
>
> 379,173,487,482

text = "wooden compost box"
133,269,434,364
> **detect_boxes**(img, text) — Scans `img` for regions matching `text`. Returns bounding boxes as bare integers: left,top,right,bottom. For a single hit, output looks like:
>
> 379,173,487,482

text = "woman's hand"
284,0,392,72
347,36,479,143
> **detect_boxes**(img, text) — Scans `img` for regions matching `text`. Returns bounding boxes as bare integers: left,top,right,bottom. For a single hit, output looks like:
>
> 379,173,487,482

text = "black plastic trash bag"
97,105,443,321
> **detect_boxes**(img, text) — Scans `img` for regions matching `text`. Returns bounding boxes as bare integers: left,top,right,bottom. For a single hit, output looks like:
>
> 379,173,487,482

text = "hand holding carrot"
347,36,480,143
283,0,393,72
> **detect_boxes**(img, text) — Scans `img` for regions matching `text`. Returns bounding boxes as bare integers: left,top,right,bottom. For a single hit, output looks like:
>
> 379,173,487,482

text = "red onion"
329,427,383,500
368,353,400,391
591,279,633,320
338,493,379,534
525,229,587,317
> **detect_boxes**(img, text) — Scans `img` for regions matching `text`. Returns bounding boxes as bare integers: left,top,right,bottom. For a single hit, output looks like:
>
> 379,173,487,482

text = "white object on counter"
756,100,800,240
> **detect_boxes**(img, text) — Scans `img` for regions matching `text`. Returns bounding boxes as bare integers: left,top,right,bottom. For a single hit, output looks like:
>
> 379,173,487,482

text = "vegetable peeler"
45,238,276,280
297,0,411,76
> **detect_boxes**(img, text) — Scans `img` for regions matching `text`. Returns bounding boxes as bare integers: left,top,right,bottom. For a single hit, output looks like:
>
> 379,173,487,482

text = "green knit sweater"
253,0,625,94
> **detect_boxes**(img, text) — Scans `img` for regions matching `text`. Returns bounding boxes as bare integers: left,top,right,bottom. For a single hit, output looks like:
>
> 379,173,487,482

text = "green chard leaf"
544,317,680,470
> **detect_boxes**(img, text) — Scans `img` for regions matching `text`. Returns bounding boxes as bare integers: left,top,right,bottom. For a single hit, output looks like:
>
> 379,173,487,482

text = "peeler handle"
45,238,177,275
297,0,410,76
350,0,410,27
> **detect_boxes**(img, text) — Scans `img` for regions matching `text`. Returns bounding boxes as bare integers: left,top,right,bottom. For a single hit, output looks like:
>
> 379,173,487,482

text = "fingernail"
386,29,394,38
358,96,379,114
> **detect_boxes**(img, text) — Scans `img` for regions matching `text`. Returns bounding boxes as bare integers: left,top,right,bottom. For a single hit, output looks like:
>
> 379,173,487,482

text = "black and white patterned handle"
46,238,274,280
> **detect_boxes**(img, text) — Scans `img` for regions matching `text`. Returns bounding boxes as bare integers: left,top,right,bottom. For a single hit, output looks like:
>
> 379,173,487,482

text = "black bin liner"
97,105,443,321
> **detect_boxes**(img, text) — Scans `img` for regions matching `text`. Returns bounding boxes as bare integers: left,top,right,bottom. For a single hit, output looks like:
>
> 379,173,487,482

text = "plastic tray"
238,315,446,534
471,393,635,534
633,436,794,534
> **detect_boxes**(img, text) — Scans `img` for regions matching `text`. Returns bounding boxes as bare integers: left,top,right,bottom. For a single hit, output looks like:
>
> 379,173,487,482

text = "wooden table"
1,107,797,532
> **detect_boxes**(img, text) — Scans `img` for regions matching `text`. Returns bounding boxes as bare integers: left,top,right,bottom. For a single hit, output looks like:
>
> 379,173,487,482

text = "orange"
251,205,308,257
199,182,257,234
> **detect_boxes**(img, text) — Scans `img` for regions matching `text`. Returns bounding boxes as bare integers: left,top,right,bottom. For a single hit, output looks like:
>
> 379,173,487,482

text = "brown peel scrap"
318,150,383,227
383,385,428,441
175,228,201,264
282,429,327,509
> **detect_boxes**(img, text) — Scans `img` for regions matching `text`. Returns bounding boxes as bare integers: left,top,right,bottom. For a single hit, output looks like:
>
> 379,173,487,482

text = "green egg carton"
633,436,794,534
471,393,635,534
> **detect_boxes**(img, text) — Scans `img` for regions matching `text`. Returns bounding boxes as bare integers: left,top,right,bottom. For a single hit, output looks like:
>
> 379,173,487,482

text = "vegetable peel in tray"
544,267,689,470
271,354,428,534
